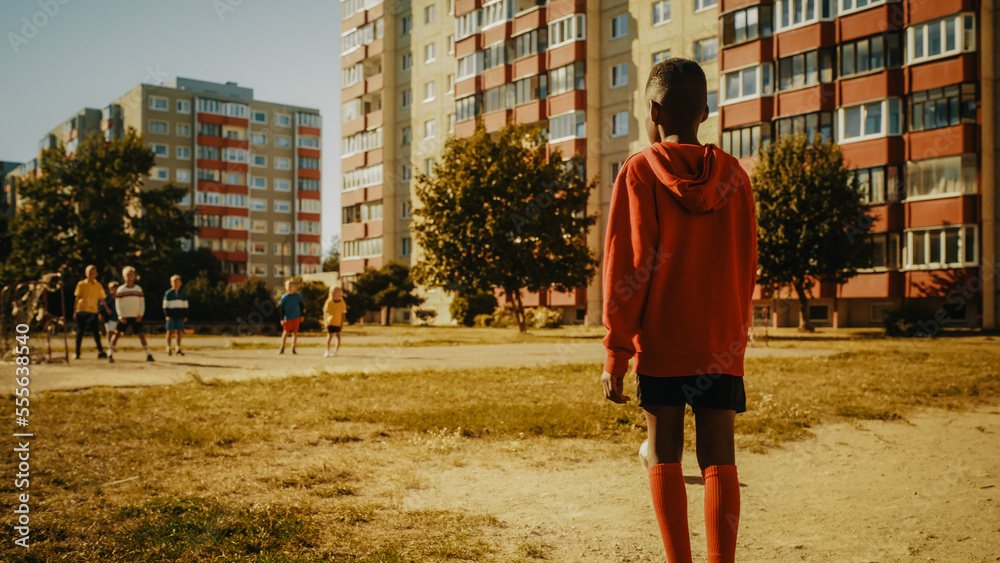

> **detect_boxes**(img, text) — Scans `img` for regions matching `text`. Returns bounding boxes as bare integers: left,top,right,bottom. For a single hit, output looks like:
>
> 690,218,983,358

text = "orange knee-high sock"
648,463,692,563
703,464,740,563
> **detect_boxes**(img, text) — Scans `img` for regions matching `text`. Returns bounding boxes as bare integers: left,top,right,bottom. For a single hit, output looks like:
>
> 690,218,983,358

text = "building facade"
719,0,999,329
6,78,323,288
339,0,722,324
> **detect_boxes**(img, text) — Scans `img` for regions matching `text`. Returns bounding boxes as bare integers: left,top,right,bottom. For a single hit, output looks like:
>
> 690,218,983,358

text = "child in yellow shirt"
323,286,347,357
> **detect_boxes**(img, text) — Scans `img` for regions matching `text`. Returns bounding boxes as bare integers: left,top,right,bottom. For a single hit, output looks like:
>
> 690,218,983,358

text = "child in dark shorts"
600,58,758,563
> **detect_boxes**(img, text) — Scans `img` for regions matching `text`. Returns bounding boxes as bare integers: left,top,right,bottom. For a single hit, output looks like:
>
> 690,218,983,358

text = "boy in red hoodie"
601,58,757,563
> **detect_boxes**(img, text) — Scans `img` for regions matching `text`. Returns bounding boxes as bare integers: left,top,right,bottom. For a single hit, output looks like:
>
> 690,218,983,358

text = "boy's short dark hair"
645,58,708,124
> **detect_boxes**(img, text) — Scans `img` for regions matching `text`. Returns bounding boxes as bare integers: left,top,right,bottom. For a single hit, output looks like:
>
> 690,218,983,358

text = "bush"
473,314,493,327
450,290,499,327
489,307,518,328
414,309,438,326
528,306,563,329
883,303,939,337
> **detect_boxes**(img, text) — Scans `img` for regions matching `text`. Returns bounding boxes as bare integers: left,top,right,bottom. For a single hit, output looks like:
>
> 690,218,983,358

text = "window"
707,91,718,115
455,9,482,40
485,84,511,113
342,18,385,52
149,96,168,111
298,136,319,148
402,53,412,72
424,81,436,102
908,14,975,64
402,127,412,145
401,163,412,182
449,113,456,132
197,168,220,181
149,120,168,134
840,32,902,77
274,201,291,213
402,89,412,109
425,119,436,139
251,133,267,145
402,201,412,219
176,146,191,159
775,111,833,142
250,198,267,211
274,221,292,235
483,41,509,70
456,94,482,122
226,173,240,184
298,157,319,170
809,305,829,321
840,0,889,15
722,65,773,104
342,237,383,259
176,169,191,183
905,155,977,199
909,84,977,132
652,1,671,25
224,103,248,119
402,237,412,257
274,114,291,127
457,52,483,80
177,124,191,136
777,48,835,91
611,111,629,138
694,0,717,11
251,177,267,189
198,123,222,137
150,143,168,157
611,63,628,88
425,43,436,63
838,99,901,142
722,5,772,47
448,35,455,55
361,200,383,222
515,29,547,59
343,204,362,224
251,155,266,167
906,226,978,268
515,74,547,105
721,124,771,158
343,164,383,191
775,0,834,32
252,110,267,123
297,199,322,213
850,165,903,204
694,38,717,63
298,221,321,235
653,50,672,65
198,146,221,160
863,233,901,270
224,148,247,163
401,15,412,35
176,100,191,114
548,14,583,48
275,179,291,192
549,111,586,141
342,128,384,155
196,99,221,114
275,157,291,170
549,62,586,96
275,136,291,148
447,74,455,94
482,0,513,29
425,4,435,23
297,178,319,191
611,13,628,40
195,191,221,205
251,241,267,254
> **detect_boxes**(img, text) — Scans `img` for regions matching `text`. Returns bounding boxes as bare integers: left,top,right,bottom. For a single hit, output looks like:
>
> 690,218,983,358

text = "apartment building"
719,0,999,329
1,161,21,214
340,0,721,324
7,78,323,288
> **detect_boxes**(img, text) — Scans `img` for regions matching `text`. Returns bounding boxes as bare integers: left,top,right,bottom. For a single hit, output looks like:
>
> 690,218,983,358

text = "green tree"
751,134,874,331
1,128,195,287
322,235,341,272
411,122,598,332
346,262,424,326
450,289,498,327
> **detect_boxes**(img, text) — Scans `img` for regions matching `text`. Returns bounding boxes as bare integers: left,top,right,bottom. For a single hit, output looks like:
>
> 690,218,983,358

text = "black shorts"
326,325,342,333
117,317,144,335
637,373,747,413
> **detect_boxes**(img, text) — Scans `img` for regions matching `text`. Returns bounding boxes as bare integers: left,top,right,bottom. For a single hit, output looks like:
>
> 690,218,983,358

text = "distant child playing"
600,58,758,563
73,265,108,360
277,279,305,355
102,281,120,351
110,266,154,363
163,274,189,356
323,286,347,357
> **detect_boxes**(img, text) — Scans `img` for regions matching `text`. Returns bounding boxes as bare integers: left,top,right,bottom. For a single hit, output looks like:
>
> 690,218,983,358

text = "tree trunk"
381,306,390,326
794,281,813,333
510,289,527,333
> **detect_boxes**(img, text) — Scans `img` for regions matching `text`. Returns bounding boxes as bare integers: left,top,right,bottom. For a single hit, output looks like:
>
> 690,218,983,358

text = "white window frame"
611,111,629,138
425,42,436,63
226,173,240,184
839,0,888,17
611,13,628,40
176,146,191,160
150,143,169,157
250,198,267,211
274,179,292,192
402,89,413,109
251,177,267,189
694,0,718,12
424,81,436,102
402,52,413,72
274,114,292,127
904,225,979,270
177,123,191,137
273,201,292,213
611,63,628,89
906,14,975,65
176,100,191,114
425,119,437,140
652,1,671,26
148,120,169,134
275,136,291,148
401,163,412,183
774,0,836,34
653,50,672,65
149,96,168,111
252,155,267,167
401,15,413,35
274,157,291,170
837,98,902,143
720,64,774,105
548,14,586,49
548,110,586,143
153,167,169,180
176,169,191,183
694,37,718,64
425,4,435,23
252,110,267,123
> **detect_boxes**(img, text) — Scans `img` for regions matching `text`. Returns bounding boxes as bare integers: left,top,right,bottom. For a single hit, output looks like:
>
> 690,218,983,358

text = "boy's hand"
601,370,630,404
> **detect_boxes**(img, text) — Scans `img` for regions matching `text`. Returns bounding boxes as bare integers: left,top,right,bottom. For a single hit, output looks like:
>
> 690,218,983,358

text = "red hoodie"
602,142,757,378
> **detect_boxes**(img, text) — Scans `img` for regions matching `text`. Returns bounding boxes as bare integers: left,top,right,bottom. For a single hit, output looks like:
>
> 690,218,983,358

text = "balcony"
721,97,774,129
547,90,585,116
483,109,511,132
546,41,585,69
721,38,774,72
906,124,977,161
454,0,481,17
838,271,906,299
482,65,512,90
455,34,481,58
837,69,905,107
908,0,975,25
907,53,978,93
774,83,836,118
868,202,905,232
904,194,979,230
513,4,545,35
840,137,905,169
546,0,583,21
514,100,546,124
836,3,903,42
773,22,836,58
513,54,544,81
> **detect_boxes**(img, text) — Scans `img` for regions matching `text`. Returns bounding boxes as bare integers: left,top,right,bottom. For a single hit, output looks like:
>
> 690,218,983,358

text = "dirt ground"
402,408,1000,562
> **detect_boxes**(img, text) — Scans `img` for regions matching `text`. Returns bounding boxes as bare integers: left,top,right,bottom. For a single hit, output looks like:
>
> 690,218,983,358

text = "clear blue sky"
0,0,342,253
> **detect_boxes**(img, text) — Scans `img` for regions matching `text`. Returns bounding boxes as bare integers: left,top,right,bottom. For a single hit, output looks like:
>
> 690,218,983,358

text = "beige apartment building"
340,0,720,324
8,78,323,288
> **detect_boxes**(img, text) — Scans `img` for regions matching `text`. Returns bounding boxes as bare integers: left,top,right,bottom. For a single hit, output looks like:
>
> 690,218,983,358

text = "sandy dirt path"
402,408,1000,562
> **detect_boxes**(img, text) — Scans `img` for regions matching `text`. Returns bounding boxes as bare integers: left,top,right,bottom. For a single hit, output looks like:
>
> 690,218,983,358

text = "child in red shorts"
601,58,758,563
278,279,305,355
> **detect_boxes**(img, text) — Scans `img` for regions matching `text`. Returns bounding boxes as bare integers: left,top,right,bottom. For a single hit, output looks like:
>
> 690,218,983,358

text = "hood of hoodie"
642,142,738,214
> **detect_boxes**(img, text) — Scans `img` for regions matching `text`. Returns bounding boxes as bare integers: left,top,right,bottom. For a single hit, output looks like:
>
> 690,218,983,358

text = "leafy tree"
346,262,424,326
450,289,498,327
322,235,341,273
1,128,195,287
751,134,873,331
411,122,598,332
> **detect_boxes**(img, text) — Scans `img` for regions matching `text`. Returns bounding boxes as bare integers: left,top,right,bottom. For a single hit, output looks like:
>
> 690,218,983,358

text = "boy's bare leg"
166,330,173,352
279,331,288,352
291,331,298,351
644,404,691,563
176,329,183,351
325,332,333,353
137,332,148,348
694,406,739,563
334,332,341,354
